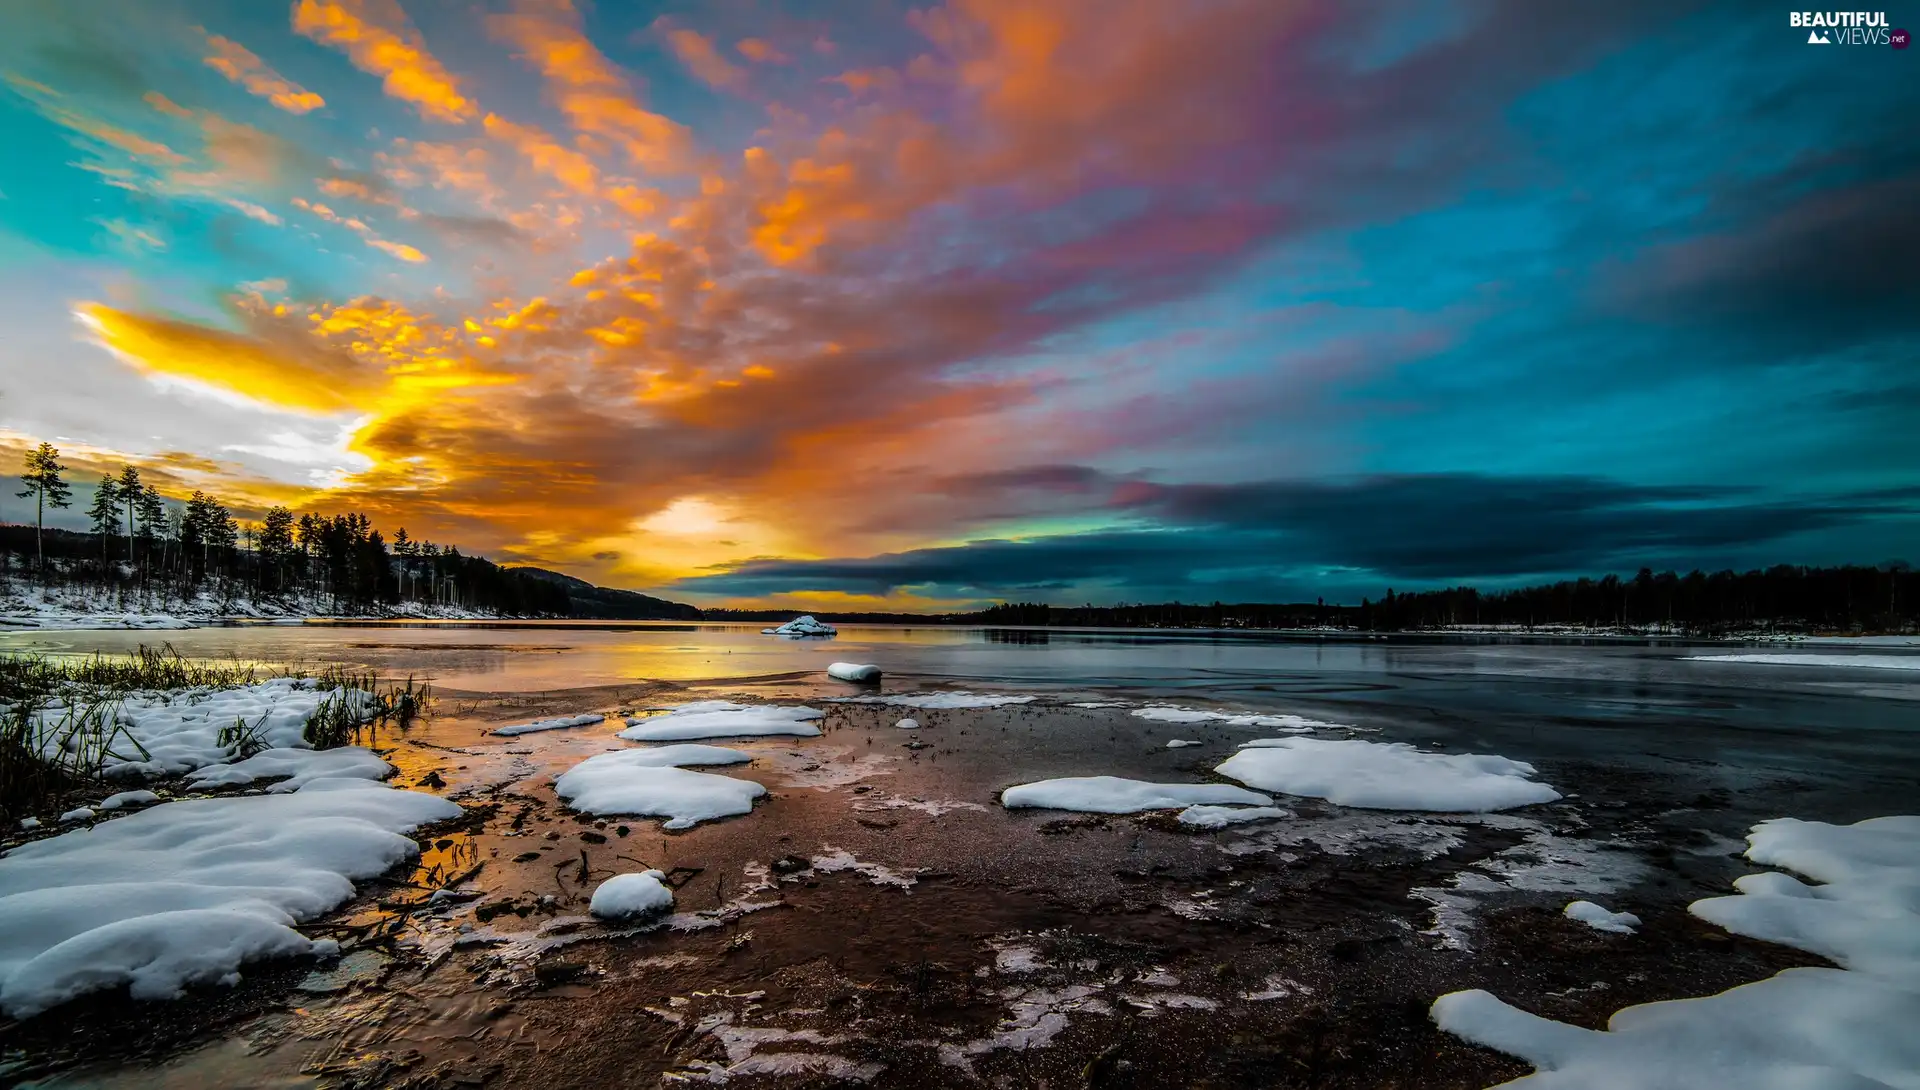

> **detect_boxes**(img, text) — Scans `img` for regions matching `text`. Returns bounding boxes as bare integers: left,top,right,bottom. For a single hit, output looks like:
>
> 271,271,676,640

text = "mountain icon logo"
1808,28,1832,43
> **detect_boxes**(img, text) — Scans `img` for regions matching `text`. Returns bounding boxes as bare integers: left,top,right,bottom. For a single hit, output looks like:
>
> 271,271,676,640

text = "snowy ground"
0,584,504,630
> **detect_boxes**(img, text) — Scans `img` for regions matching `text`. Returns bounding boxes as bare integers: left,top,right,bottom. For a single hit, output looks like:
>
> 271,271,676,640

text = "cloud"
292,0,476,123
657,22,747,90
735,38,789,64
199,31,325,114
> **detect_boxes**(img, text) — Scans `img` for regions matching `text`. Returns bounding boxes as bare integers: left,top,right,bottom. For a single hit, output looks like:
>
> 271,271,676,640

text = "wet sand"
1,674,1894,1088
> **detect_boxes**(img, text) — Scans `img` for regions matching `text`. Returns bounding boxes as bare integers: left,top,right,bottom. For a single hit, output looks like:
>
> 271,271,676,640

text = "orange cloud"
291,195,430,262
482,113,599,195
200,32,327,114
488,0,692,173
78,303,384,414
659,24,746,89
735,38,789,64
292,0,476,124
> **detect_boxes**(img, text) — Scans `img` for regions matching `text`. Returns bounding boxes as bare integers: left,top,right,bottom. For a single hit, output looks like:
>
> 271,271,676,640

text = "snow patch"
1165,739,1201,748
1133,706,1331,731
620,702,823,742
97,790,160,811
1177,804,1291,828
590,870,675,920
492,713,604,737
826,662,881,683
895,718,920,730
1565,900,1640,934
0,781,459,1017
1001,776,1271,814
807,848,918,890
1217,738,1560,812
187,746,391,792
1434,814,1920,1088
831,693,1036,709
555,748,764,829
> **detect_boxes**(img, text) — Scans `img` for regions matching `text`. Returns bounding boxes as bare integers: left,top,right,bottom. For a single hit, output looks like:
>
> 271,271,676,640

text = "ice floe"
555,747,764,829
761,615,837,637
830,693,1036,709
0,777,458,1017
491,713,605,737
1564,900,1640,934
826,662,881,683
1176,804,1290,828
1001,776,1271,814
620,702,824,742
1216,738,1560,812
1434,814,1920,1088
1132,705,1329,731
590,870,675,920
1688,653,1920,671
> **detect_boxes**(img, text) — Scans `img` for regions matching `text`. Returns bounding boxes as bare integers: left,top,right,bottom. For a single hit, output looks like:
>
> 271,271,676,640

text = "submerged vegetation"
0,644,434,822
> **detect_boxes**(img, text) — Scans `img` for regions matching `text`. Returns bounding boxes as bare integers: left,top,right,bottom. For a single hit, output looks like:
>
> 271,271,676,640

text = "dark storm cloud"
674,473,1920,598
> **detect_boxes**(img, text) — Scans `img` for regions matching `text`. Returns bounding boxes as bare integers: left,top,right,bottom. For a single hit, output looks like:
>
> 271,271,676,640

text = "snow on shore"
1564,900,1640,934
590,870,674,920
493,713,606,737
619,701,823,742
1689,653,1920,672
0,769,458,1017
18,678,378,779
555,746,763,828
762,615,837,637
0,585,501,630
1177,804,1290,828
1001,776,1272,814
1216,738,1560,812
831,693,1037,709
826,662,881,683
1433,814,1920,1088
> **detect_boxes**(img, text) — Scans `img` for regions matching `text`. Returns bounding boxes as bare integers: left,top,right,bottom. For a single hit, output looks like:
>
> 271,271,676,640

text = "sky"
0,0,1915,610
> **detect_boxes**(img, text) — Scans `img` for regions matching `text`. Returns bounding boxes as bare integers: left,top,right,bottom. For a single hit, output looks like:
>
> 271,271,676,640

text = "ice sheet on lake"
620,702,823,741
826,662,881,683
1688,653,1920,672
555,747,764,829
1564,900,1640,934
1001,776,1271,814
761,615,836,637
1217,738,1560,812
0,776,458,1017
830,692,1037,709
1433,814,1920,1088
492,713,605,736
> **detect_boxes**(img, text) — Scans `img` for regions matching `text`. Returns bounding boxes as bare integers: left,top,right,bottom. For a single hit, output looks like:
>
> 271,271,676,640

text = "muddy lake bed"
1,624,1914,1088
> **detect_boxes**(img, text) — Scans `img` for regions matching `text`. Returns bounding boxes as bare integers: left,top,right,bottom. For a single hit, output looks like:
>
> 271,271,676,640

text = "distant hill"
505,566,704,620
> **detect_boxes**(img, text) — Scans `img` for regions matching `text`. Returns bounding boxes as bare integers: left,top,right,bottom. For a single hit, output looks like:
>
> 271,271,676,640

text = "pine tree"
16,442,73,571
85,474,122,562
259,506,295,594
136,485,166,576
116,465,142,563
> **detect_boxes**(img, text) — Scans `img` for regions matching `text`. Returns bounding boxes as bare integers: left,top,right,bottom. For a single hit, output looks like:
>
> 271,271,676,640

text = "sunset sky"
0,1,1914,609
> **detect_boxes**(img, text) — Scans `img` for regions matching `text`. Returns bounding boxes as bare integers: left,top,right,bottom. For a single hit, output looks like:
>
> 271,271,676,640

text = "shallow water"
4,625,1916,1087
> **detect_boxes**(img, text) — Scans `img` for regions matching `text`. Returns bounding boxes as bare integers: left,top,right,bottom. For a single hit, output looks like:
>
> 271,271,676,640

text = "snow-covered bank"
0,762,459,1017
1,585,505,631
1433,814,1920,1087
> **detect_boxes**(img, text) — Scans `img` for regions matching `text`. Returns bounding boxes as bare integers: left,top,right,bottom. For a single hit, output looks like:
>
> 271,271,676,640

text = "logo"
1789,10,1897,44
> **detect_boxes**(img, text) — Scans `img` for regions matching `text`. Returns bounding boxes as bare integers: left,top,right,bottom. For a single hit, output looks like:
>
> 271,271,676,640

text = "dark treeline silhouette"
3,445,697,619
707,563,1918,635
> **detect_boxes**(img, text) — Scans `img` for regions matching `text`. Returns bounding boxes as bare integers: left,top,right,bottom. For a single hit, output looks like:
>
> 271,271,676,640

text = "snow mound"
590,870,675,919
619,702,823,742
896,718,920,730
1433,813,1920,1088
1689,653,1920,672
58,808,94,824
1133,706,1330,731
555,748,764,829
187,747,391,792
826,662,881,683
831,693,1037,709
492,713,605,737
1177,805,1290,828
1216,738,1559,812
1565,900,1640,934
1166,739,1201,748
1001,776,1272,814
762,615,836,637
0,781,459,1017
98,790,160,811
